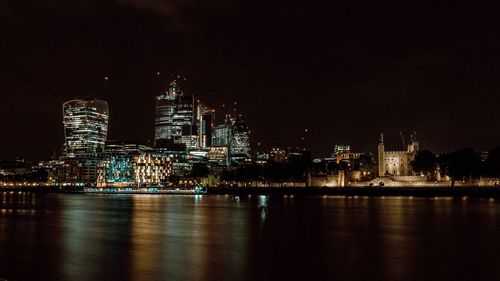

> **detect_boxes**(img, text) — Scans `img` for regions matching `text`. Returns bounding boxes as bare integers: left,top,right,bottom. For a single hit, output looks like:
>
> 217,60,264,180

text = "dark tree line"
411,146,500,186
0,169,48,183
219,162,308,186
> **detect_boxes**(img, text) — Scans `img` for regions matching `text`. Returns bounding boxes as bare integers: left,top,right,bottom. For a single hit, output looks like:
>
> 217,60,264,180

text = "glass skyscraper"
230,115,251,160
212,114,251,163
155,81,177,142
197,103,215,149
155,80,198,149
62,99,109,156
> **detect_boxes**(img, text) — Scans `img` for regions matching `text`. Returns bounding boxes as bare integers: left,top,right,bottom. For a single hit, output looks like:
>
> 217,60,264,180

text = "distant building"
62,99,109,156
96,141,153,186
270,147,287,163
58,157,99,185
212,120,231,147
96,142,199,187
211,114,251,164
155,80,198,150
197,103,215,149
60,99,109,185
230,115,251,162
174,94,197,149
378,133,419,176
155,81,176,142
207,146,229,166
255,152,270,165
332,144,351,164
0,160,32,176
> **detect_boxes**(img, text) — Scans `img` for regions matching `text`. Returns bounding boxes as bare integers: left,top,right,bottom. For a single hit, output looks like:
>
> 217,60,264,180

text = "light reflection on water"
1,193,500,281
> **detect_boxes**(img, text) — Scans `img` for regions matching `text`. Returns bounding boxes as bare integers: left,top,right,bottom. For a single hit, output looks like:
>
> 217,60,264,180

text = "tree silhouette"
438,148,481,186
191,163,210,178
411,150,437,179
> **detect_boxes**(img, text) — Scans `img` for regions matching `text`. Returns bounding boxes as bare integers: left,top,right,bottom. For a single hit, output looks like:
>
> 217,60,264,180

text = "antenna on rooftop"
103,76,110,97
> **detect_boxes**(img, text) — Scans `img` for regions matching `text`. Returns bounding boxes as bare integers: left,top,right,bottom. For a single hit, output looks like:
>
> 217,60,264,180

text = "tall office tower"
230,115,251,161
63,99,109,156
197,103,215,148
212,116,231,147
155,81,177,143
211,114,251,163
155,80,198,149
174,94,197,149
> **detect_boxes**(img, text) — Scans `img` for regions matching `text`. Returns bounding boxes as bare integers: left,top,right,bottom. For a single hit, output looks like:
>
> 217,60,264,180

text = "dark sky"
1,1,500,161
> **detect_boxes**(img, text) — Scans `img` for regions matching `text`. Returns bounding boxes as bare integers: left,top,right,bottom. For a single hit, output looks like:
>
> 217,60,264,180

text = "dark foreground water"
1,193,500,281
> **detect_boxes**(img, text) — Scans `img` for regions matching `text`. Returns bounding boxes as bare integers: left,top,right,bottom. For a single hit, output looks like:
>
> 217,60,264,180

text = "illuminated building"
197,103,215,149
378,133,419,176
60,99,108,185
105,141,152,154
230,115,251,161
154,80,198,150
132,152,173,185
0,160,31,176
332,144,351,164
255,152,269,165
212,121,231,147
96,141,203,186
174,94,198,149
96,141,153,186
155,80,177,142
270,147,287,163
208,146,229,166
62,99,109,156
58,157,99,186
212,114,251,164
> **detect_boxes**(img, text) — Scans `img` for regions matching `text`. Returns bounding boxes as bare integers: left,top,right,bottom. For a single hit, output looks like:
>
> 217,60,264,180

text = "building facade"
332,144,351,164
155,80,199,150
211,114,251,164
96,143,201,187
378,133,419,176
154,82,176,143
197,103,215,149
62,99,109,156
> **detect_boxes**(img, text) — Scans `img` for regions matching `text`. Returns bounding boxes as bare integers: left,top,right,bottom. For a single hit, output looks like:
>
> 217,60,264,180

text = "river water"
1,192,500,281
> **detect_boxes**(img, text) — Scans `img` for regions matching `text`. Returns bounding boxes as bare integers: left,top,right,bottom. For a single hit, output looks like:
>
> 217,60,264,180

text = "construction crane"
399,130,406,150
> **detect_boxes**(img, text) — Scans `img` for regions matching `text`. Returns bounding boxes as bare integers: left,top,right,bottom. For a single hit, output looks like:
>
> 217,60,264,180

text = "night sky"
1,1,500,161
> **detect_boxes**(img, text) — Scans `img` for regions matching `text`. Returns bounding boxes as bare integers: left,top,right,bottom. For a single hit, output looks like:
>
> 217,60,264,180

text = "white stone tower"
378,133,385,177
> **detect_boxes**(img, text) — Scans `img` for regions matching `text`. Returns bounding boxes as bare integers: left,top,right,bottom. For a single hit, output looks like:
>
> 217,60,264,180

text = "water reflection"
1,193,500,281
258,195,269,224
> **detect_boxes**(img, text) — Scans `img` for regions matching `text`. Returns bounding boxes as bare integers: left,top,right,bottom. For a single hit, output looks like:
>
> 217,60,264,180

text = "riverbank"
3,186,500,198
207,186,500,198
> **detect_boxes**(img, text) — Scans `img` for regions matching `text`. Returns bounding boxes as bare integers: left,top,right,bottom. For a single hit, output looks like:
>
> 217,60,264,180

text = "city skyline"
3,3,500,281
2,2,500,161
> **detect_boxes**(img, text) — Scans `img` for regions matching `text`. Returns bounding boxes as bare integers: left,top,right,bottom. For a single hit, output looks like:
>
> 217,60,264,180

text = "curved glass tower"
63,99,109,156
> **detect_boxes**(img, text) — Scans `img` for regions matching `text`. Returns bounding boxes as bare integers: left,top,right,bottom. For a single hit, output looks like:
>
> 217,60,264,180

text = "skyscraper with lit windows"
155,80,198,149
212,114,251,164
155,80,177,142
62,99,109,156
197,103,215,148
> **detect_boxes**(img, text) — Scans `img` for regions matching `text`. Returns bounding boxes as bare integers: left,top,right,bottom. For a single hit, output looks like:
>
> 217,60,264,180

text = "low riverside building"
57,157,99,186
96,142,199,187
0,160,49,186
311,171,346,187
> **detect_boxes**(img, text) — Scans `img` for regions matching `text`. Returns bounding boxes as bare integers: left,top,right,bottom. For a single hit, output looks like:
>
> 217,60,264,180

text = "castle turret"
378,133,385,177
407,132,419,153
